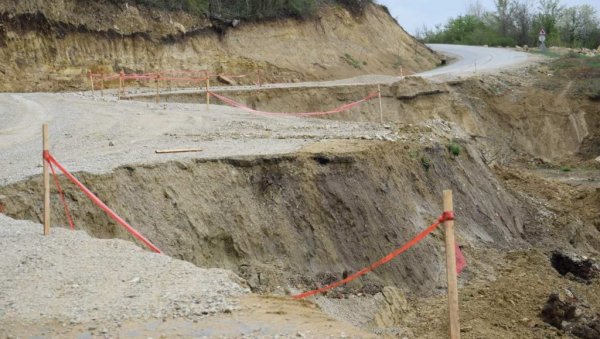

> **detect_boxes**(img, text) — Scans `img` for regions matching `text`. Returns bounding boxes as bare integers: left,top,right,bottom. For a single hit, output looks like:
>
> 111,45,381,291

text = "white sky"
376,0,600,34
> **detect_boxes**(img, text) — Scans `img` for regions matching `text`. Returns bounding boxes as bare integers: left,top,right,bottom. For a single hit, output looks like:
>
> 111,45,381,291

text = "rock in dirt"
550,251,599,282
540,292,581,329
541,292,600,339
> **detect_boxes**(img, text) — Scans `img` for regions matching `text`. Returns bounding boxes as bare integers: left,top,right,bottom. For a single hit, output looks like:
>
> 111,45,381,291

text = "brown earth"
3,295,378,338
2,63,600,334
0,139,527,297
1,13,599,336
0,1,440,92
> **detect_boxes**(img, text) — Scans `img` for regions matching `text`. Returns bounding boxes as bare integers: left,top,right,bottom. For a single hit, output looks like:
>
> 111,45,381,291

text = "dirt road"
124,45,533,99
0,45,534,187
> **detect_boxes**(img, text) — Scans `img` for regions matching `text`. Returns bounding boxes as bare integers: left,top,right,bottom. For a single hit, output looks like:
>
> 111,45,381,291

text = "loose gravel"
0,215,249,327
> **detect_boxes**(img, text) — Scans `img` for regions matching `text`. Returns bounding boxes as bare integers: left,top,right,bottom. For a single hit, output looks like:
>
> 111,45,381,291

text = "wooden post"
205,73,210,112
43,124,50,236
100,73,104,98
256,67,261,88
443,190,460,339
88,72,95,96
121,71,127,99
155,75,160,104
118,70,124,100
377,85,383,124
400,66,404,78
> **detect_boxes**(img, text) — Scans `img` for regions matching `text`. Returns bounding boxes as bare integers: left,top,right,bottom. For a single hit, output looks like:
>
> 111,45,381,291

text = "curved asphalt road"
421,44,531,78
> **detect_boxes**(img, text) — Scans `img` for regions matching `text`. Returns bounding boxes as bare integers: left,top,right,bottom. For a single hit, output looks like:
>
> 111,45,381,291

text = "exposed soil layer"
0,1,440,92
1,44,599,336
0,140,527,296
150,65,600,164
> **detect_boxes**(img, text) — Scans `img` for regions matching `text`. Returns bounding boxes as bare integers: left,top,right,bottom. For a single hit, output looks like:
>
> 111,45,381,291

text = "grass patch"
529,49,562,58
549,54,600,100
560,166,572,172
421,156,431,171
341,53,363,69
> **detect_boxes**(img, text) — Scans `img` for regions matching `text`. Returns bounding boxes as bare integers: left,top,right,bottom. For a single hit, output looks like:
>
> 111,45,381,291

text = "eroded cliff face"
0,141,526,295
0,1,441,92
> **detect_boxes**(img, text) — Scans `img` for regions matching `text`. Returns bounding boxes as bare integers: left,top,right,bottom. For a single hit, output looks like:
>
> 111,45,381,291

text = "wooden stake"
100,73,104,98
155,75,160,104
88,72,95,96
378,85,383,124
118,71,124,100
43,124,50,236
205,74,210,112
121,71,127,99
443,190,460,339
257,68,261,88
155,148,203,154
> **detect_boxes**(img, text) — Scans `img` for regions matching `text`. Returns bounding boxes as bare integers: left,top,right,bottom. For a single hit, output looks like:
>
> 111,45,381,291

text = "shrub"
421,156,431,171
448,142,461,156
342,53,362,69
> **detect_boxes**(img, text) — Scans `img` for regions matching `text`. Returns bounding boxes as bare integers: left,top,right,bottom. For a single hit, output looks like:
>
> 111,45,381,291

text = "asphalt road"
421,44,531,78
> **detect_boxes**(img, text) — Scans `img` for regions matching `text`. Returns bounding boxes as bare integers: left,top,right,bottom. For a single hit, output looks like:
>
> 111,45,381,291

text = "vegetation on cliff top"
418,0,600,49
106,0,373,20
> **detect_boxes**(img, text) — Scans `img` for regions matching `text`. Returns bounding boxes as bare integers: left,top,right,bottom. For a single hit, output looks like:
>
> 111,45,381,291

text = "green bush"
560,166,572,172
448,142,461,156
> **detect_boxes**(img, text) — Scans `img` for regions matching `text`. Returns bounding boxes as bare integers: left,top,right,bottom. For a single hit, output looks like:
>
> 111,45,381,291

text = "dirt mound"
0,2,440,92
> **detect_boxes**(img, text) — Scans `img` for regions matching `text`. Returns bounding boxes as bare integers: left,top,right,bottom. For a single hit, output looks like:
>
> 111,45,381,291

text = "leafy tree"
421,0,600,49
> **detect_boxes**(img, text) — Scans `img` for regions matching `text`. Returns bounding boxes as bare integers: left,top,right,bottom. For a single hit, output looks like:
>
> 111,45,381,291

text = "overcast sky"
376,0,600,35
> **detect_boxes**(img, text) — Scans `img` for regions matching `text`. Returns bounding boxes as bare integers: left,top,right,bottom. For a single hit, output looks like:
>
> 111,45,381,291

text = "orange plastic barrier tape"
43,151,161,253
456,243,467,274
293,212,455,299
209,91,378,116
48,161,75,230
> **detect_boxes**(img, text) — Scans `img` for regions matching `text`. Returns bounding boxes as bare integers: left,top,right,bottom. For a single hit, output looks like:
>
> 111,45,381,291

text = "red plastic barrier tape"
159,76,208,82
293,211,455,299
43,151,162,254
209,91,378,117
456,243,466,274
160,70,207,76
48,161,75,230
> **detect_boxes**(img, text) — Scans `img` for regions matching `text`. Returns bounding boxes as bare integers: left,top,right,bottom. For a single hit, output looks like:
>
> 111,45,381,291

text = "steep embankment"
155,71,596,163
0,140,526,295
0,1,440,92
